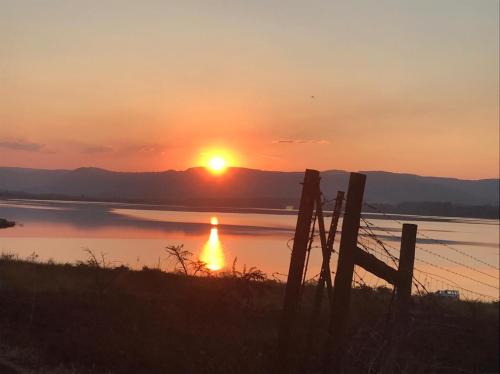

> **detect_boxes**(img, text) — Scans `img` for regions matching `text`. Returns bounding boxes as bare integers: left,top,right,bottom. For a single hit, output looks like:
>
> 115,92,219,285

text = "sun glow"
199,216,225,271
198,148,238,175
208,156,227,174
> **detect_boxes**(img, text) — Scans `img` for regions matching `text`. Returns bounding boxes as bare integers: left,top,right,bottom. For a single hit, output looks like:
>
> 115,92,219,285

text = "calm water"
1,199,498,300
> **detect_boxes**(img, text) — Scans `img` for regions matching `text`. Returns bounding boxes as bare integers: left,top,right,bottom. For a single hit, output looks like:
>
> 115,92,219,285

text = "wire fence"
287,196,499,302
359,203,499,302
282,191,498,373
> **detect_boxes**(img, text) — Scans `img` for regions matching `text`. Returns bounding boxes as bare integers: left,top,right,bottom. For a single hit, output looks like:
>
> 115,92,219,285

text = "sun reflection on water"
199,216,225,271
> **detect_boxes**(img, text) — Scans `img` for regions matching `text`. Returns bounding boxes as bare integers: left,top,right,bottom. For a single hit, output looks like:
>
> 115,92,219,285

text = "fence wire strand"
358,208,499,302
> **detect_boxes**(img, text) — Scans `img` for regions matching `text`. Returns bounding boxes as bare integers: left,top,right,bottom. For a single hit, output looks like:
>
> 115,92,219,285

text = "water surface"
1,199,498,300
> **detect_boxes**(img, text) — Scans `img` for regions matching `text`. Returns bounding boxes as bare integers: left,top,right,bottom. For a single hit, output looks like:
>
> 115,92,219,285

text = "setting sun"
208,156,227,174
198,148,238,175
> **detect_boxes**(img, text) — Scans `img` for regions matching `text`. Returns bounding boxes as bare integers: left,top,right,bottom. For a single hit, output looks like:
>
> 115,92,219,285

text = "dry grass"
0,252,497,373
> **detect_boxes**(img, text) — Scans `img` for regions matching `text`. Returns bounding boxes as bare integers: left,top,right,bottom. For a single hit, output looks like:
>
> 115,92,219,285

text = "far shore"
2,194,499,220
0,218,15,229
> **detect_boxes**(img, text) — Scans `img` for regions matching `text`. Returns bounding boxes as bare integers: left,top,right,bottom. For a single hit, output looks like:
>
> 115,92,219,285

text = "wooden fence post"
303,191,344,370
278,169,320,372
311,191,345,316
380,223,417,373
315,193,332,297
326,192,345,256
396,223,417,322
324,173,366,373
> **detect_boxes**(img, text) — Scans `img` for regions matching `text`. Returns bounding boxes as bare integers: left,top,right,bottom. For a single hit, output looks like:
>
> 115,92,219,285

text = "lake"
1,199,498,300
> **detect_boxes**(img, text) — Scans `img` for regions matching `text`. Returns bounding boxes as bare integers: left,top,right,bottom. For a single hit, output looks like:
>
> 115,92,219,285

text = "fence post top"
349,172,366,180
304,169,320,176
402,223,418,231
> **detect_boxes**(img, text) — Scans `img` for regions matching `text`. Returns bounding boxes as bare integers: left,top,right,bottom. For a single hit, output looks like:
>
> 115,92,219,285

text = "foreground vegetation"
0,251,497,373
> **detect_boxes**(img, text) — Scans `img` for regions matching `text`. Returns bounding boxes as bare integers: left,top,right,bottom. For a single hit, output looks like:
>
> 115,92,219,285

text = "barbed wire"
359,215,499,301
363,202,499,271
360,216,499,284
413,266,463,289
414,256,499,291
356,242,496,301
352,268,367,288
414,243,498,281
283,197,499,302
412,267,497,301
416,229,500,271
412,274,430,295
302,208,318,286
359,218,399,267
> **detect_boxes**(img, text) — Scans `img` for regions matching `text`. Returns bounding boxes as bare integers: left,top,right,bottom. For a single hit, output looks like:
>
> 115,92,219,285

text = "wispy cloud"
273,139,330,145
80,145,114,154
123,144,170,154
0,139,45,152
75,143,169,156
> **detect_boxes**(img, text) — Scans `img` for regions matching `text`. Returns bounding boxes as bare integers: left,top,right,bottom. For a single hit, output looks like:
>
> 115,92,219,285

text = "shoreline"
3,197,499,222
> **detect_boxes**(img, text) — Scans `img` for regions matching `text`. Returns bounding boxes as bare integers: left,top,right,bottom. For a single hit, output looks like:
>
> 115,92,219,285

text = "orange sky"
0,1,498,179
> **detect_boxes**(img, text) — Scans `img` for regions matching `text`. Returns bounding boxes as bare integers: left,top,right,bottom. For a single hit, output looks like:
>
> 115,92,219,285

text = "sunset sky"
1,0,498,179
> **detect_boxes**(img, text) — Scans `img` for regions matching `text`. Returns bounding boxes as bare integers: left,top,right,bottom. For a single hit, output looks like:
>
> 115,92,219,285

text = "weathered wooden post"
303,191,344,370
312,191,345,306
380,223,417,373
324,173,366,373
278,169,321,372
326,192,345,256
396,223,417,322
315,193,331,297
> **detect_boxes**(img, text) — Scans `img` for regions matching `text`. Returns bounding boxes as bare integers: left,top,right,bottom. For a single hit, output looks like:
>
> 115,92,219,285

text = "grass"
0,252,497,373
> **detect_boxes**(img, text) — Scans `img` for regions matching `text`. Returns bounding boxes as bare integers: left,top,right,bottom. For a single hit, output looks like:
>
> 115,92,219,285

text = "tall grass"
0,248,497,373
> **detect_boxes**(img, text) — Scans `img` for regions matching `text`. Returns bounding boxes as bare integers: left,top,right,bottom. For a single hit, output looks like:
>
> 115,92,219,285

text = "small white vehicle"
435,289,460,299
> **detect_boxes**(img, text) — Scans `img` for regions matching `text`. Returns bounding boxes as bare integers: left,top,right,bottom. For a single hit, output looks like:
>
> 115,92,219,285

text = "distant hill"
0,167,498,210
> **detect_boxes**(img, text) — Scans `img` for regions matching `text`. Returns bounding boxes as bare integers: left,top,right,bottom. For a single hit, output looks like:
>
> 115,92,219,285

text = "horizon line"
0,164,498,182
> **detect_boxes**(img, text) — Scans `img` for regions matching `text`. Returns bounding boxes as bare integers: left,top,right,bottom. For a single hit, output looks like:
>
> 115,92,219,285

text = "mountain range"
0,166,498,209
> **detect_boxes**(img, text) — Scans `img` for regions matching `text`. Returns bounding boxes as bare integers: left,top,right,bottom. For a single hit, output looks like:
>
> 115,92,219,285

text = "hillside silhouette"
0,166,498,209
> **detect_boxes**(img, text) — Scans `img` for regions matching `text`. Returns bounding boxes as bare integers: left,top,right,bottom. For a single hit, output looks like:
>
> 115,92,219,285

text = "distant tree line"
0,218,15,229
363,201,499,219
1,190,498,219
